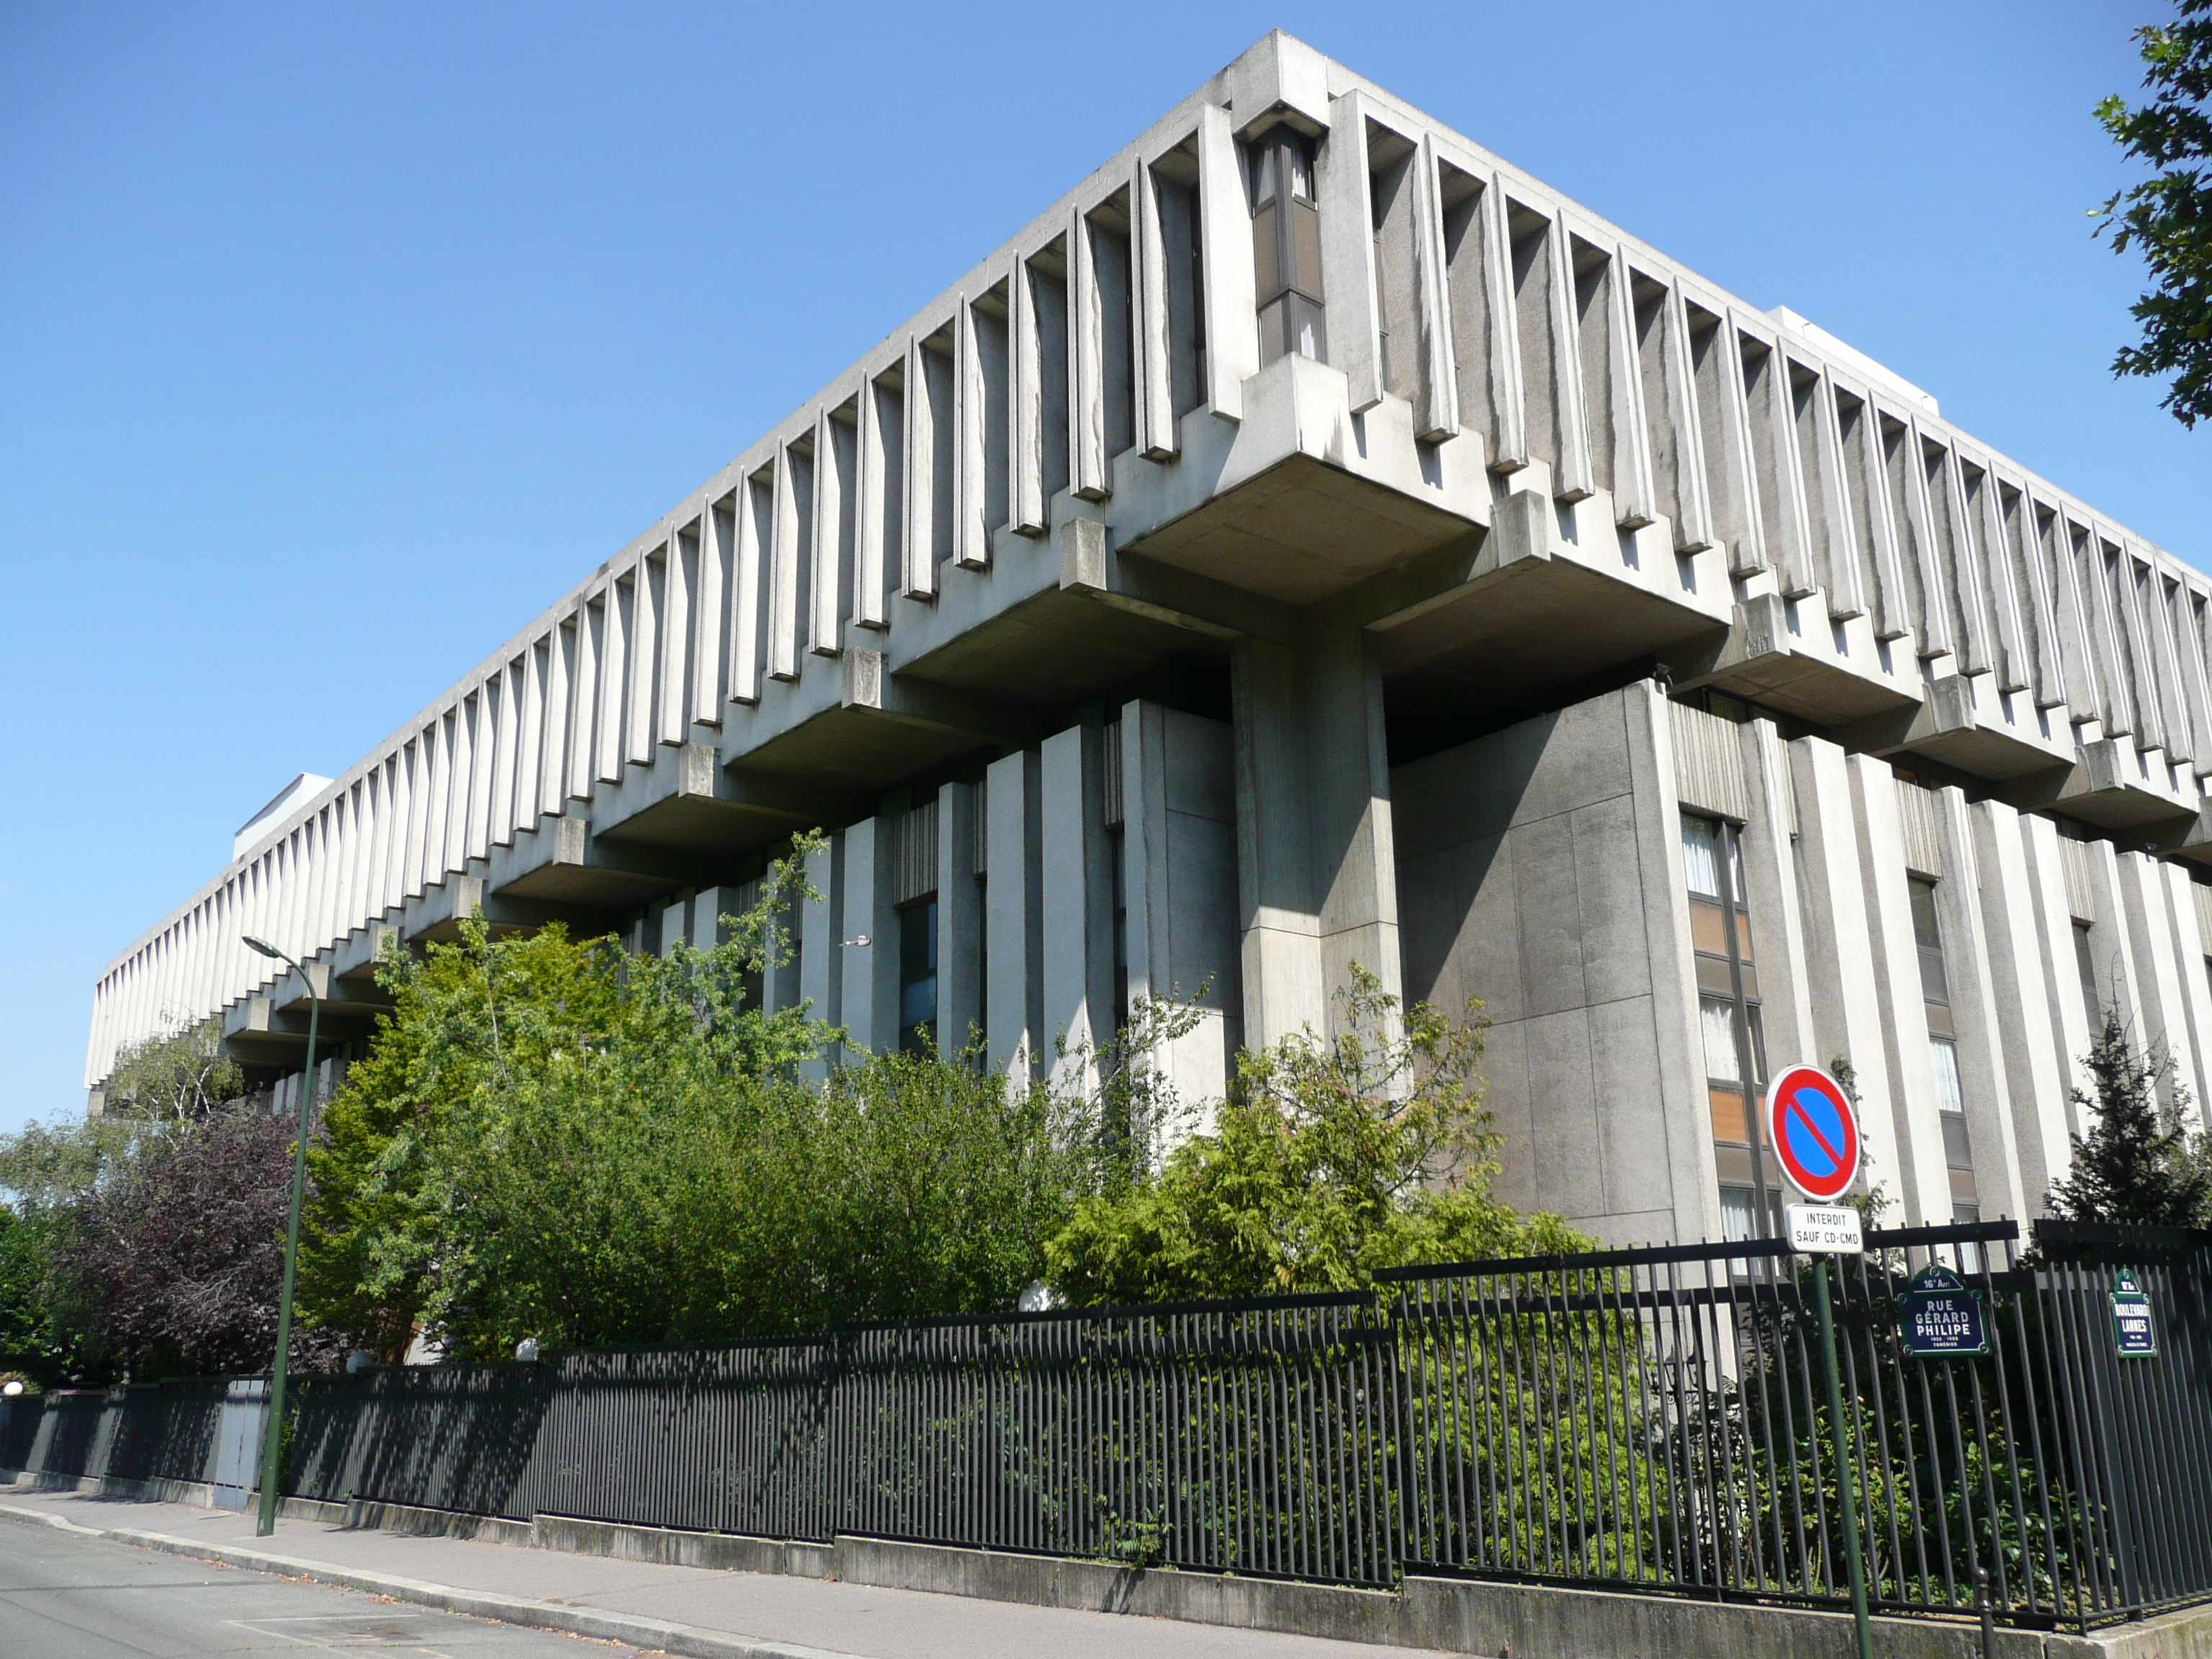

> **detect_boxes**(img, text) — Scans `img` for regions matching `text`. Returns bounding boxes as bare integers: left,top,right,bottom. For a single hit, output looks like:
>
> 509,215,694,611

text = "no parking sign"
1765,1064,1861,1202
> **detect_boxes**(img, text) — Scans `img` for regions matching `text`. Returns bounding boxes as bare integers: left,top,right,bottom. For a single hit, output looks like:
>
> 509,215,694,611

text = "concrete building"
86,33,2212,1244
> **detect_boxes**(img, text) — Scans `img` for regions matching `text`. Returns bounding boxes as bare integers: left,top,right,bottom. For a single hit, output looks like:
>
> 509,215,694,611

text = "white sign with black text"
1786,1204,1863,1254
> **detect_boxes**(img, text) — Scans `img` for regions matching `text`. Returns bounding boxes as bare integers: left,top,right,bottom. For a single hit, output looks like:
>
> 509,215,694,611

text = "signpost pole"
1811,1254,1874,1659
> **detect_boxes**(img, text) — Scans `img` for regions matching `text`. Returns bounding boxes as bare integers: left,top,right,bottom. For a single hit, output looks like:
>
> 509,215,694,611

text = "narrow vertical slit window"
898,898,938,1056
1684,811,1773,1236
2074,919,2102,1032
1249,128,1326,366
1911,874,1979,1222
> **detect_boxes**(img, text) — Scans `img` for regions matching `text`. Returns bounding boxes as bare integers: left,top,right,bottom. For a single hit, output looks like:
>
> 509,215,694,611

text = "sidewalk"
0,1486,1447,1659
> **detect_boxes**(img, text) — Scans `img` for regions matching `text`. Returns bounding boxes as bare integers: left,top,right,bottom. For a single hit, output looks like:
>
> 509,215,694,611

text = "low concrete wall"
281,1496,2212,1659
17,1470,2206,1659
3,1467,344,1525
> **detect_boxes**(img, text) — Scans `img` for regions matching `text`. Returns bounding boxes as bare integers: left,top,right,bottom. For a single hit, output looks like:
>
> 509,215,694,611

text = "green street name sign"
2111,1267,2157,1358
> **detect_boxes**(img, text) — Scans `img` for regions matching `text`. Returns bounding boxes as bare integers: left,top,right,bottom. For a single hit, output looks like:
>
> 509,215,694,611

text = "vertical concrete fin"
1011,251,1047,536
1542,213,1595,501
768,445,801,679
1972,462,2028,693
1655,281,1714,551
854,378,889,631
660,531,694,742
1133,152,1179,461
1807,373,1867,621
1411,135,1460,444
1891,414,1954,662
1933,442,1994,676
953,295,991,570
1479,176,1529,473
1318,90,1382,415
1597,243,1653,528
1700,310,1767,577
898,336,930,601
1197,102,1257,421
726,476,762,703
1738,321,1812,598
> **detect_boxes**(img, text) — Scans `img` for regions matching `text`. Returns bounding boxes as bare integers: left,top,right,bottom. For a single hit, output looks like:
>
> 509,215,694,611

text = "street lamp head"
243,935,283,960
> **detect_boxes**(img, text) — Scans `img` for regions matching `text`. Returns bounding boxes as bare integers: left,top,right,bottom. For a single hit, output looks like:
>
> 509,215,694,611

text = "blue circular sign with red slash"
1765,1064,1861,1202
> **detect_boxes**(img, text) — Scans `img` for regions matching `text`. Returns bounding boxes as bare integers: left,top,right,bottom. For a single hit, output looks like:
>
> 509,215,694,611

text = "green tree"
2045,1010,2211,1226
0,1113,161,1382
297,838,831,1357
1047,968,1586,1303
2097,1,2212,426
100,1017,245,1121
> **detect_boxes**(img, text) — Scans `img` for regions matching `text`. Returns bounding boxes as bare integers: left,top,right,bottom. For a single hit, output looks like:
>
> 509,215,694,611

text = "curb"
0,1502,870,1659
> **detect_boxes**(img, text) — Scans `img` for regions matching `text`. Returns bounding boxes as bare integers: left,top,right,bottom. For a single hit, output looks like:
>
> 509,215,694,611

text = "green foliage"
0,1208,73,1382
99,1017,246,1122
296,837,1215,1357
1047,967,1586,1303
0,1113,166,1383
2046,1010,2211,1226
2096,2,2212,426
298,837,833,1357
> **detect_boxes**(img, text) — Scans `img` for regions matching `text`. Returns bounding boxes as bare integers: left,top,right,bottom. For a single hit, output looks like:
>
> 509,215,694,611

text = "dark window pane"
1909,876,1942,953
1292,199,1323,297
898,900,938,1053
1253,202,1282,302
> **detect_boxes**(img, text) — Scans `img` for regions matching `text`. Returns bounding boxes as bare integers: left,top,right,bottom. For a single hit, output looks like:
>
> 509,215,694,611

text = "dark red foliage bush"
62,1108,354,1378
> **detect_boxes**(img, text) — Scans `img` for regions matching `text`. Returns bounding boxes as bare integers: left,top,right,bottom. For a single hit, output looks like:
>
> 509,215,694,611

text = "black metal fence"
0,1376,243,1491
287,1292,1403,1584
7,1220,2211,1632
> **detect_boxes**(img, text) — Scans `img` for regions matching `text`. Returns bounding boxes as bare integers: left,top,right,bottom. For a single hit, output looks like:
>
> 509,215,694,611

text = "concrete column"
1930,788,2028,1223
1040,725,1114,1087
1847,754,1954,1226
656,894,689,958
799,834,844,1077
2115,849,2202,1114
840,816,898,1057
2019,815,2095,1135
2159,860,2212,1120
1233,628,1400,1048
1196,103,1257,421
1970,802,2073,1209
1735,717,1817,1071
1123,699,1241,1123
1625,681,1726,1246
2082,840,2149,1056
936,781,984,1057
986,750,1042,1076
1790,737,1912,1222
691,886,725,951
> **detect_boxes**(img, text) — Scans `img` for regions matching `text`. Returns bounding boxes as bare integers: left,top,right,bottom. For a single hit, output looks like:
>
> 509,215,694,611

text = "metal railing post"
1812,1255,1874,1659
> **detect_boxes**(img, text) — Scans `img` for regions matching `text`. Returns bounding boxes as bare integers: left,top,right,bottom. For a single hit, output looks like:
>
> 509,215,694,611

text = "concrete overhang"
734,650,1051,791
488,811,745,909
1365,489,1729,719
1835,673,2077,782
401,871,614,945
1666,592,1920,726
2004,735,2202,835
1119,356,1487,606
219,970,382,1066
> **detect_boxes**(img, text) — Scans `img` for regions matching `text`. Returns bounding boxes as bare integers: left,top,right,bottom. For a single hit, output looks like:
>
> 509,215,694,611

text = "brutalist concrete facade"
89,33,2212,1244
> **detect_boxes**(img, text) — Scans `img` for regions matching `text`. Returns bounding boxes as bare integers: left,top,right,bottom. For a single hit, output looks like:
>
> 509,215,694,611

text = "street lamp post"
242,934,319,1539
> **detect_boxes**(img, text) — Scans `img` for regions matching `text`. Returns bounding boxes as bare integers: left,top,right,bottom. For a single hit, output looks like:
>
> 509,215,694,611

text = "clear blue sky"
0,1,2197,1133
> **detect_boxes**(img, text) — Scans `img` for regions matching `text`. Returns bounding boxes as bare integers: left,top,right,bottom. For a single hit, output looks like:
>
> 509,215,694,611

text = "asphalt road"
0,1518,650,1658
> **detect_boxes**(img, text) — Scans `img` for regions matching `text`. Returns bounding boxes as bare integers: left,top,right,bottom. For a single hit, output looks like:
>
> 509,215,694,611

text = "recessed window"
1249,128,1326,366
898,899,938,1056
